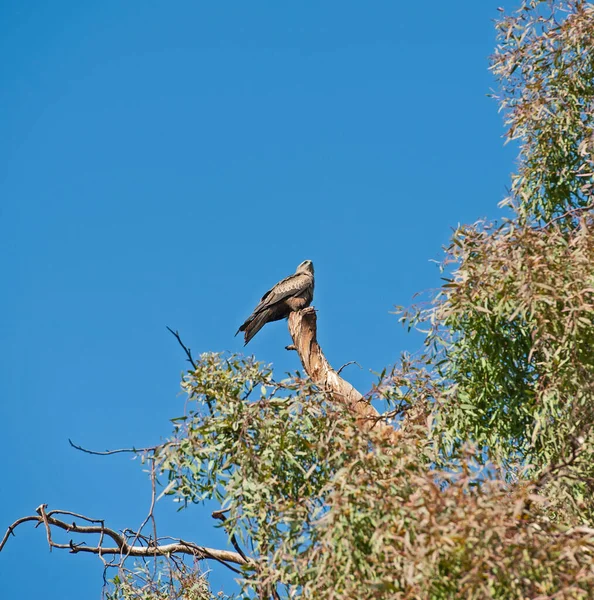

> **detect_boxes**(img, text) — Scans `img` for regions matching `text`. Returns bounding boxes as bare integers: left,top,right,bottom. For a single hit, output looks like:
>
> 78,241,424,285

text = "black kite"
236,260,315,345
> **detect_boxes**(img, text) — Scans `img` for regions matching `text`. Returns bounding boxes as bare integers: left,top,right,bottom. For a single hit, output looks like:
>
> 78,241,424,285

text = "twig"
211,509,248,562
166,326,198,370
337,361,361,376
46,509,104,524
127,462,158,562
69,439,160,456
167,326,215,414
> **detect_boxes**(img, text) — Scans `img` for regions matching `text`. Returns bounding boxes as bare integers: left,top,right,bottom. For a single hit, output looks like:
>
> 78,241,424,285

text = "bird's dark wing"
250,272,311,315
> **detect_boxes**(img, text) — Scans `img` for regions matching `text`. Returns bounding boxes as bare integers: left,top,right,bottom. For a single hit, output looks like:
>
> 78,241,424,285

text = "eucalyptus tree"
3,2,594,598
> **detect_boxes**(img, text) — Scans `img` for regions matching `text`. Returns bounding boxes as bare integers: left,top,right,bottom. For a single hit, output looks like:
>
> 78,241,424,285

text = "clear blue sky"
1,1,517,596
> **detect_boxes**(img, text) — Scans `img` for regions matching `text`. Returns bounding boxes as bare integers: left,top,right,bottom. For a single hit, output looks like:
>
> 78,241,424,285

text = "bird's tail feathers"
236,313,254,336
243,310,269,345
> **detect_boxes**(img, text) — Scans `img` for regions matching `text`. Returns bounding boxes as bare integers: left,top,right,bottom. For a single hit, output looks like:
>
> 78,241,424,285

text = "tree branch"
287,307,396,438
1,506,250,571
68,438,164,456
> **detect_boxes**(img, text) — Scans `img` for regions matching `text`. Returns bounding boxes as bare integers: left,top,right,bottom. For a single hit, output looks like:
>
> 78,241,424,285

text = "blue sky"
1,1,517,596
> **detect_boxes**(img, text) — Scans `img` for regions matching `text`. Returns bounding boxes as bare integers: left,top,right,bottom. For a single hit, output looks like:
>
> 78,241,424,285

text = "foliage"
151,354,594,599
106,561,219,600
422,217,594,474
109,1,594,598
493,0,594,221
408,0,594,526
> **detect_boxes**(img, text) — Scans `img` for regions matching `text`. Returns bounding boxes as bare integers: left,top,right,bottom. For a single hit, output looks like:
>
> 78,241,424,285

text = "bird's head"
296,259,314,275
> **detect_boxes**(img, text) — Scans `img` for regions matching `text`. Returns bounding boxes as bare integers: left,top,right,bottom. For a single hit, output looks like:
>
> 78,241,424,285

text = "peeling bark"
288,307,396,438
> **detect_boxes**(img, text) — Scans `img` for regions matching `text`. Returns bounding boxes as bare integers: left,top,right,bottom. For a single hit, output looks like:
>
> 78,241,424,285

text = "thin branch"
47,509,105,523
127,461,158,562
0,516,39,551
166,326,198,370
167,326,215,415
533,442,587,494
211,509,248,562
69,439,161,456
540,200,594,230
337,361,361,375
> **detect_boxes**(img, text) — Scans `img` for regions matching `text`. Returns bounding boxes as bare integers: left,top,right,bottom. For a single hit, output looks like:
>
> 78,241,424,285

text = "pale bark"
287,307,397,439
0,505,249,568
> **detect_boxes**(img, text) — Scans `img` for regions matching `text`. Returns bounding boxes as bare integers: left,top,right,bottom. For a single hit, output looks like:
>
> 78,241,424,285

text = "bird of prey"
236,260,315,345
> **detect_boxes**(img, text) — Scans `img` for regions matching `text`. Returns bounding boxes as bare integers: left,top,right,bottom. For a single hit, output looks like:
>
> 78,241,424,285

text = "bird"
236,260,315,345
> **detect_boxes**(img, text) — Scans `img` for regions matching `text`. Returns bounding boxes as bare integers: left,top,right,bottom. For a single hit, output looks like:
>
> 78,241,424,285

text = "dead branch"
337,360,361,375
167,327,215,415
68,438,165,456
0,505,250,571
287,307,397,439
166,326,198,370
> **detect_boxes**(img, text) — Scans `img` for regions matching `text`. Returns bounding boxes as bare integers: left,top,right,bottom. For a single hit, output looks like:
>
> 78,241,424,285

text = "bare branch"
337,360,361,375
166,326,198,370
167,327,215,415
1,506,251,570
0,516,39,552
47,509,105,523
69,438,161,456
127,461,158,562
